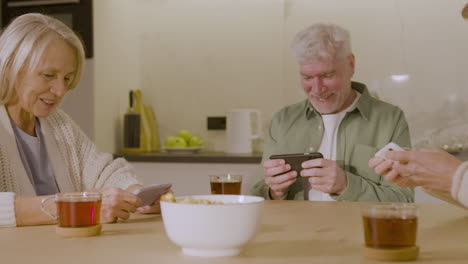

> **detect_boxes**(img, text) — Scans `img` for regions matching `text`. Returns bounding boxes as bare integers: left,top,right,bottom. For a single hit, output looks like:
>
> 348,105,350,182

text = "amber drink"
362,204,418,249
57,199,101,227
41,192,102,230
209,174,242,194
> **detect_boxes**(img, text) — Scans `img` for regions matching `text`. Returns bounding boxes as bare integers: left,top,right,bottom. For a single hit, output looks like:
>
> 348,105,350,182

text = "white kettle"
226,109,262,153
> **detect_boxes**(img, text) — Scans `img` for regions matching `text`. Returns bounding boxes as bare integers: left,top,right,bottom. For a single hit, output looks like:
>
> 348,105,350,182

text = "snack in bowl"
160,194,264,257
160,192,176,202
161,192,222,204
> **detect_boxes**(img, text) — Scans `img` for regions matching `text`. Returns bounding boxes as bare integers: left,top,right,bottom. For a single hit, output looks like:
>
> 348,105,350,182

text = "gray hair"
0,13,85,105
291,23,352,63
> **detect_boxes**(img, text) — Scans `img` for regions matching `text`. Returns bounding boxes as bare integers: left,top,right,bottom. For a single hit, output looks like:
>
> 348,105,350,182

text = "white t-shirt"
308,92,361,201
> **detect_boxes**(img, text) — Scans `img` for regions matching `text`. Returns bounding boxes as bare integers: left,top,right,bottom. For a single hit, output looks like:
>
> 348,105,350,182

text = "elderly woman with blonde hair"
0,13,159,227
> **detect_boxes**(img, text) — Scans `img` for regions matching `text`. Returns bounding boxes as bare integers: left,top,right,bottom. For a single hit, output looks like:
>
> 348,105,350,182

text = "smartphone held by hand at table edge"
133,183,172,206
270,152,323,176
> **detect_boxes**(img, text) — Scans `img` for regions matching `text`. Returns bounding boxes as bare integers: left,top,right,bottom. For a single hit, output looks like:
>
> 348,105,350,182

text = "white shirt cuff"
451,162,468,207
0,192,16,227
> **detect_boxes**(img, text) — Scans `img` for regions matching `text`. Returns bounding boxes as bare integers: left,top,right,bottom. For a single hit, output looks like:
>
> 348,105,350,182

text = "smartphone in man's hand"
270,152,323,176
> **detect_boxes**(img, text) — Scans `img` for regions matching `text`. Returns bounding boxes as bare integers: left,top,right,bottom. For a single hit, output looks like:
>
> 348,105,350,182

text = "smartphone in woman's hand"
132,183,172,206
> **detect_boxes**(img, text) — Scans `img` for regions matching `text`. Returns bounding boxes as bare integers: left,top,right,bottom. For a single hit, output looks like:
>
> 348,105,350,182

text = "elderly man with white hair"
251,23,413,202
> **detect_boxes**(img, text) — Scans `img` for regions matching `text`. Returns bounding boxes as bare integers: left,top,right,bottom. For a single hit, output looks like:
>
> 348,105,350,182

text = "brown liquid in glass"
57,200,101,227
210,180,241,194
363,216,417,248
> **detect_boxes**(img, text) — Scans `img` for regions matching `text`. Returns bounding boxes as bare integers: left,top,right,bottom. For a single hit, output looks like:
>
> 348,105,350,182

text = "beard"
308,91,340,114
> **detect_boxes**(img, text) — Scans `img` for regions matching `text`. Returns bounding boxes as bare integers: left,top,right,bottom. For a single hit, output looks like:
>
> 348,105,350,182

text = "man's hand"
300,158,348,194
262,159,297,200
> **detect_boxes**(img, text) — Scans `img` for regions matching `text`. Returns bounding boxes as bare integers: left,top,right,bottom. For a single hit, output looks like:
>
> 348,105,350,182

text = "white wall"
94,0,468,153
62,60,94,139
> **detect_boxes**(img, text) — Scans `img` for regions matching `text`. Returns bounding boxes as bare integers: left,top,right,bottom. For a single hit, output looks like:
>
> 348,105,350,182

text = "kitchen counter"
1,201,467,263
114,150,468,164
114,151,262,164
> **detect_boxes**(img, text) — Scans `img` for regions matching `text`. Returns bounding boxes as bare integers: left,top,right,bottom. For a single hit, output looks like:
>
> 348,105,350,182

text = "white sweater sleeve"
0,192,16,227
451,161,468,208
58,110,141,190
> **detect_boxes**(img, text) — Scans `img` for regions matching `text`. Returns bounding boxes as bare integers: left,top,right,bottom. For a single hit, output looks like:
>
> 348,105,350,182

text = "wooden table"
1,201,467,264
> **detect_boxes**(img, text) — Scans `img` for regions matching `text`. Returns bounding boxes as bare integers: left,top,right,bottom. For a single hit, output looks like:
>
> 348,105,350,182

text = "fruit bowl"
161,195,264,257
163,147,202,154
164,130,204,151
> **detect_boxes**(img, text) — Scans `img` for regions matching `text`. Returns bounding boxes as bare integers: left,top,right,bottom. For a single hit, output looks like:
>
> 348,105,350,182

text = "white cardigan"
421,162,468,209
451,162,468,208
0,106,140,226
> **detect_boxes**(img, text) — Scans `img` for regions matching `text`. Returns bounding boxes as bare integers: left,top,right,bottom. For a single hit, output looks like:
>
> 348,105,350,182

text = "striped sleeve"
0,192,16,227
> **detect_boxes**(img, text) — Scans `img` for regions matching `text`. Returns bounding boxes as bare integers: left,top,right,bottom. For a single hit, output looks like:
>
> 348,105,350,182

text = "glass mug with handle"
361,203,419,261
41,192,102,237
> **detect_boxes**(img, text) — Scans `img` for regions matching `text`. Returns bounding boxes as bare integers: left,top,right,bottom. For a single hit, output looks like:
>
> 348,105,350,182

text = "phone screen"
270,152,323,176
133,183,172,206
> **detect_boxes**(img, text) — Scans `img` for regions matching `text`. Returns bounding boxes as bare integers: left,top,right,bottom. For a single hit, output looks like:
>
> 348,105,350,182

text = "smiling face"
300,55,356,114
7,37,77,126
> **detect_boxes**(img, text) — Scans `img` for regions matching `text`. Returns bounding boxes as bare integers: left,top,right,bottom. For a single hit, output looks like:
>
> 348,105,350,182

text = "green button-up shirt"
251,82,414,202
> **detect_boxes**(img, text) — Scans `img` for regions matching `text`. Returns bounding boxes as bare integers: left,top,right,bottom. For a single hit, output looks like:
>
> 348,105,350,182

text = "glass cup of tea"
41,192,102,237
209,174,242,195
362,203,419,261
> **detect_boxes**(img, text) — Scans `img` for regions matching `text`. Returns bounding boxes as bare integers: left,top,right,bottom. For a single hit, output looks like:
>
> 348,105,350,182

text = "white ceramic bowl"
161,195,264,257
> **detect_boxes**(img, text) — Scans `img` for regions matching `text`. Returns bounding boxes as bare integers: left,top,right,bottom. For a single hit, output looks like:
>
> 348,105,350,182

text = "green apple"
177,129,192,143
164,136,178,148
188,136,203,147
173,137,187,148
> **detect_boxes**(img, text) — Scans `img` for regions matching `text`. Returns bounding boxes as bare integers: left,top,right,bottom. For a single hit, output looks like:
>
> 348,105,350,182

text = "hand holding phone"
132,183,172,206
270,152,323,176
374,143,405,160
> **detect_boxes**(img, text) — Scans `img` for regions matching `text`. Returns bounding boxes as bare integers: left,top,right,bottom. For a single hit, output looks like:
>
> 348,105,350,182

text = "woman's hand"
97,187,142,223
135,202,161,214
385,149,461,192
131,184,165,214
369,148,462,192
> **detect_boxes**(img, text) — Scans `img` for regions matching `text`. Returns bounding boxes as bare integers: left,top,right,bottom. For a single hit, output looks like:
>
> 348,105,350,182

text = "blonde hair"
291,23,352,63
0,13,85,104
